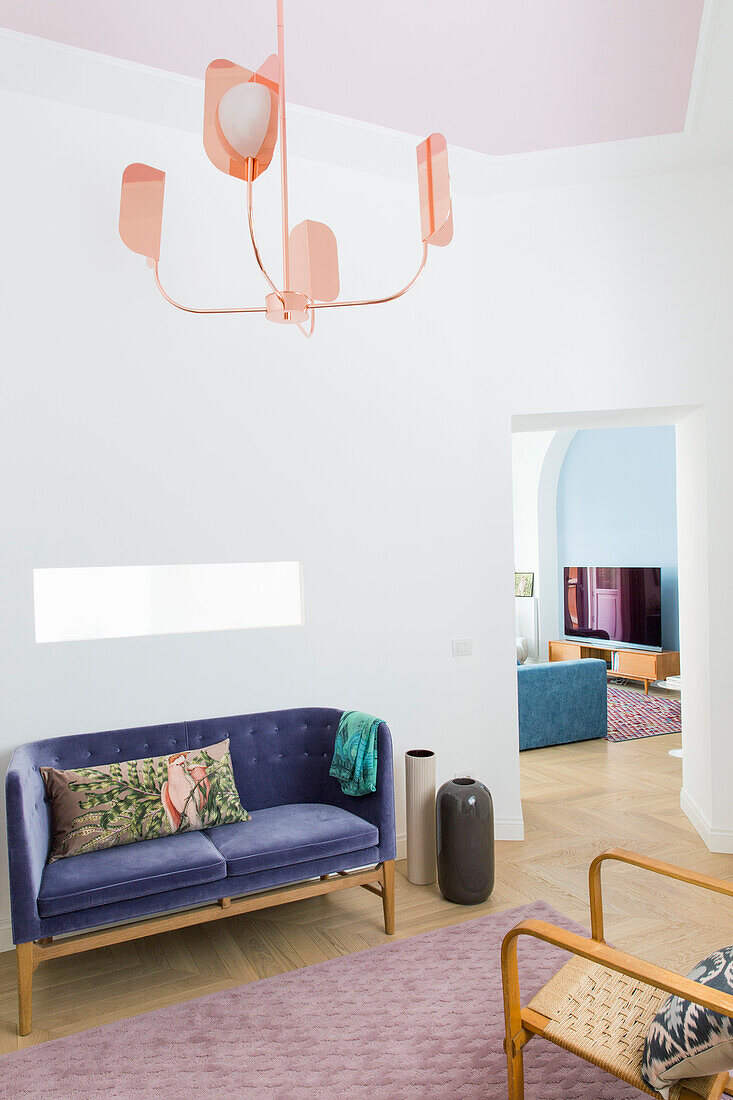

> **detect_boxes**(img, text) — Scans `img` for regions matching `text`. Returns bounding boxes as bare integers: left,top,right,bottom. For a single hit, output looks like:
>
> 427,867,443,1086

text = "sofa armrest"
321,721,396,862
5,746,49,943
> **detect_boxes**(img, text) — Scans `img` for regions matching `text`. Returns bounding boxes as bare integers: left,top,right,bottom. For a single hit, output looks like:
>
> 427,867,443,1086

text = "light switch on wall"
452,639,473,657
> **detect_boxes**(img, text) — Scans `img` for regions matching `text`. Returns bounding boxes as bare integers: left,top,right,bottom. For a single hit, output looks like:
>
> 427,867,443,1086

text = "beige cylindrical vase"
405,749,437,885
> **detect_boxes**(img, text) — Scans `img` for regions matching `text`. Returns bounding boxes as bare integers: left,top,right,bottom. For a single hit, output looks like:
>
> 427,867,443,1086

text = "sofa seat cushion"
206,803,379,877
38,831,226,918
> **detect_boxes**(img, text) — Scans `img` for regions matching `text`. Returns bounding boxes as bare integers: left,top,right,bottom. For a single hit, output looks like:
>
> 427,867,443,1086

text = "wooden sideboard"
548,639,680,695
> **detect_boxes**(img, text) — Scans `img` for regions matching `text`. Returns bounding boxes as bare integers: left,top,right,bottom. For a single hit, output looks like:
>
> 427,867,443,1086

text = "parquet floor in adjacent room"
2,728,732,1054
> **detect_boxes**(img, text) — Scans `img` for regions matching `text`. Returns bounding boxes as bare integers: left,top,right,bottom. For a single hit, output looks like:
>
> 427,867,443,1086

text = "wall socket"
452,639,473,657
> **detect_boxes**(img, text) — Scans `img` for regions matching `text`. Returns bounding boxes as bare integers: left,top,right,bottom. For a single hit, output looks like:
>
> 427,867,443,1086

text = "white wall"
0,84,525,949
511,430,553,657
511,431,555,581
676,409,713,843
535,431,575,661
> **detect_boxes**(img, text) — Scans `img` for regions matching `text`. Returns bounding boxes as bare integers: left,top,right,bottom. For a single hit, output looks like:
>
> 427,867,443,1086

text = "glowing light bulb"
217,81,272,160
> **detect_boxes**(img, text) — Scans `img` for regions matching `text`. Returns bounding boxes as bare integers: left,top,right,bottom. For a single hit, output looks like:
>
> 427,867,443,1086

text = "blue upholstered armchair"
517,659,608,750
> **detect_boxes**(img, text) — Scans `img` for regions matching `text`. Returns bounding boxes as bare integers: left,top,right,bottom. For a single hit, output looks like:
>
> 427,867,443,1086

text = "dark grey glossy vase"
436,778,494,905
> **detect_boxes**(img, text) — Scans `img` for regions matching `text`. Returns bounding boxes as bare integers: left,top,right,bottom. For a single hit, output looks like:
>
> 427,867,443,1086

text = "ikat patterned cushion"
642,946,733,1097
41,738,250,862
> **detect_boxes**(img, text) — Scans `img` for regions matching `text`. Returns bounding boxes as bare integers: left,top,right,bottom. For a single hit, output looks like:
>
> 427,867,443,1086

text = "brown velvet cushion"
41,738,250,862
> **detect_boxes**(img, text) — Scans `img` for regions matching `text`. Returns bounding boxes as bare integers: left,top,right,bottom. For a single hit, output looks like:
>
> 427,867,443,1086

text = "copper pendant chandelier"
118,0,453,336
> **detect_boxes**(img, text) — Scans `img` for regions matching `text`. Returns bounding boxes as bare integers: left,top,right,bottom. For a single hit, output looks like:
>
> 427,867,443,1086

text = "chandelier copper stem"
277,0,291,292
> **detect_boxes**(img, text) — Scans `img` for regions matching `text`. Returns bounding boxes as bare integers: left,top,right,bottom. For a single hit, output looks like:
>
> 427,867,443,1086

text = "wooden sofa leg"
17,942,34,1037
381,860,395,935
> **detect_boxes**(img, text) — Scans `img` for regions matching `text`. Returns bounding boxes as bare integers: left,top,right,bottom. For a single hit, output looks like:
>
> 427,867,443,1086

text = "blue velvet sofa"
517,659,607,750
6,706,396,1035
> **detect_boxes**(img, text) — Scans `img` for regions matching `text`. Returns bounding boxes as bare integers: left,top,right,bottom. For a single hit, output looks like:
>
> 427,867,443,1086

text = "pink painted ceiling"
0,0,704,155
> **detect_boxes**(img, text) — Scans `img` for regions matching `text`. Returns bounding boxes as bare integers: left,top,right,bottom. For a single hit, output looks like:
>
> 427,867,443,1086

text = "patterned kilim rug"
607,686,682,742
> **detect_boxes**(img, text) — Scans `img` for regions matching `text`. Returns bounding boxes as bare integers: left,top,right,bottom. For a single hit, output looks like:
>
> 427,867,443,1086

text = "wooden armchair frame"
501,847,733,1100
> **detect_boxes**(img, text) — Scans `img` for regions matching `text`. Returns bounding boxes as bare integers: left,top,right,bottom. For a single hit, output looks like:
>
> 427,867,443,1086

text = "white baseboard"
0,919,12,955
681,787,733,853
496,817,525,841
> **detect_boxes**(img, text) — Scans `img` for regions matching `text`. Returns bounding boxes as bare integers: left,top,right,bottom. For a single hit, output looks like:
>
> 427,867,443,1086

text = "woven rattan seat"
528,955,726,1100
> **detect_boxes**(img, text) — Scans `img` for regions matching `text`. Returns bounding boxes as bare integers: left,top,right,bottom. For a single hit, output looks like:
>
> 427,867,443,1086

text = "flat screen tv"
563,566,662,650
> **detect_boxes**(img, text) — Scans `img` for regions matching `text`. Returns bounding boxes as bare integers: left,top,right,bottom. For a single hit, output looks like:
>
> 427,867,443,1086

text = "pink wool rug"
0,901,651,1099
607,686,682,741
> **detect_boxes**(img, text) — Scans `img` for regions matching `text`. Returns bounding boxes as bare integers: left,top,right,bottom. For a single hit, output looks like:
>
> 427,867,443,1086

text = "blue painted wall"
556,426,679,650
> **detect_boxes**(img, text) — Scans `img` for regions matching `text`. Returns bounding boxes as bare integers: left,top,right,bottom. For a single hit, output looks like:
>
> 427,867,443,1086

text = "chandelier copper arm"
118,0,453,332
152,263,266,315
307,242,429,311
246,161,283,301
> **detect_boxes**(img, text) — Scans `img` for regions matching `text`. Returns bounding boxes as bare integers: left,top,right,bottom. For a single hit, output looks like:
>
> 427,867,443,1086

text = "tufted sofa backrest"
16,707,344,815
20,722,187,774
187,708,343,810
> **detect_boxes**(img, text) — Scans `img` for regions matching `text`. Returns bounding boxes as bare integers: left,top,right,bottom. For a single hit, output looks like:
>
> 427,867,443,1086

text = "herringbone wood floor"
2,728,732,1055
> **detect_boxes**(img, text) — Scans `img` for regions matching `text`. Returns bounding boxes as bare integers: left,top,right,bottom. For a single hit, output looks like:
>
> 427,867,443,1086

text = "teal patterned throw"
329,711,379,796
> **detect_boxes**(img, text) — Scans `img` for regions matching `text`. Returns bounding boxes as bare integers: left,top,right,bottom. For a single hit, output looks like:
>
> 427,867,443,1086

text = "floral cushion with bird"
642,946,733,1098
41,738,250,862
